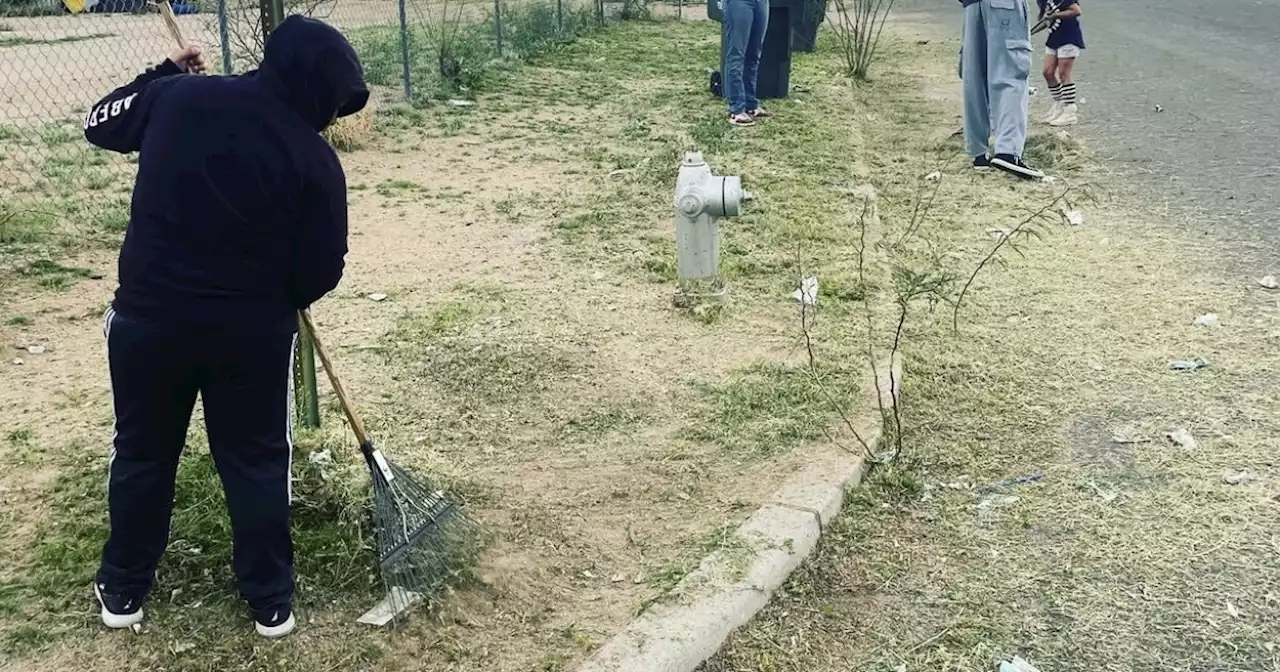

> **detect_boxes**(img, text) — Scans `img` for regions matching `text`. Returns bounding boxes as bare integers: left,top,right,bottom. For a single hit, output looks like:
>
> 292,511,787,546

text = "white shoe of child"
1042,101,1064,124
1050,104,1079,126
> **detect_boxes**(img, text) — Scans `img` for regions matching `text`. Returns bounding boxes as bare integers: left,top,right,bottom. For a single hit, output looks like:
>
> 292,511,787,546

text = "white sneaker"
94,583,144,629
1050,104,1079,126
1042,101,1064,124
254,609,296,638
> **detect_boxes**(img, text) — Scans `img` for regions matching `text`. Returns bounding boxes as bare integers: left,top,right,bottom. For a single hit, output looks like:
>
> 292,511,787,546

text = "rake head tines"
362,444,479,620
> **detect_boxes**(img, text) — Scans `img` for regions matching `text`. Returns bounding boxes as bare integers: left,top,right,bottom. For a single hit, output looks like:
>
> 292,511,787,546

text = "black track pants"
95,308,296,614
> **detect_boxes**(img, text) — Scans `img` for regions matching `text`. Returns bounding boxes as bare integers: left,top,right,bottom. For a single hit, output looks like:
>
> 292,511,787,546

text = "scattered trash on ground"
171,641,196,655
11,358,22,366
1259,275,1279,290
1029,86,1039,95
978,494,1019,508
1227,602,1242,618
1155,104,1164,112
1061,208,1084,226
24,345,44,354
999,656,1043,672
925,171,942,182
986,228,1013,239
792,276,819,306
1042,175,1059,184
367,292,388,302
1166,428,1198,450
1194,313,1221,328
977,472,1045,492
1169,358,1209,372
1223,470,1258,486
448,99,475,107
1088,481,1119,504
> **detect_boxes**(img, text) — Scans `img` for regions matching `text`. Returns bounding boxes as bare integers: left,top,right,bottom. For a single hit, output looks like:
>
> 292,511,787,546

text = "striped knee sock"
1049,83,1064,101
1061,82,1077,105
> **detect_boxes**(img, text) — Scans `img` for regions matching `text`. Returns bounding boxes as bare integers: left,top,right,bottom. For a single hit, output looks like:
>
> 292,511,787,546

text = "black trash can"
711,0,794,101
709,0,824,53
790,0,826,52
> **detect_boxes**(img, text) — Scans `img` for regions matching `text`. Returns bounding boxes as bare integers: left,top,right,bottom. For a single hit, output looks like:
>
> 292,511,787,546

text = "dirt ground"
2,16,876,672
704,13,1280,672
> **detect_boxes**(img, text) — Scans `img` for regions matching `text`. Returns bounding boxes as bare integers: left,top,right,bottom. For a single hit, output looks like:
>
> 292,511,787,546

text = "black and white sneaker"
253,607,297,639
972,154,992,171
94,582,144,629
990,154,1044,180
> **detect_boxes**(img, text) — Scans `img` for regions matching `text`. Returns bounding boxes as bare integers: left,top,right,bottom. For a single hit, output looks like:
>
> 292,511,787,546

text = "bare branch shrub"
799,156,1076,469
828,0,896,80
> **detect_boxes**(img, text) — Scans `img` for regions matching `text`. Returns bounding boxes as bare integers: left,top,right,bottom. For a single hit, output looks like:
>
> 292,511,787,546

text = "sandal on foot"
729,113,755,126
748,107,771,118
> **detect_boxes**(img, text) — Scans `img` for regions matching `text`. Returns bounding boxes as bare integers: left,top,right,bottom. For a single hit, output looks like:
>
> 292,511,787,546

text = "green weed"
684,362,840,456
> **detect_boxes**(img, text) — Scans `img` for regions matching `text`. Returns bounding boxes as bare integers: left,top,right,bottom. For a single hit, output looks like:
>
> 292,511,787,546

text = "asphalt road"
899,0,1280,273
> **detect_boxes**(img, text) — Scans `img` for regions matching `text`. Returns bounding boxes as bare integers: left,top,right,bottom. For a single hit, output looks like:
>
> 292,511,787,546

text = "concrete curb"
576,355,902,672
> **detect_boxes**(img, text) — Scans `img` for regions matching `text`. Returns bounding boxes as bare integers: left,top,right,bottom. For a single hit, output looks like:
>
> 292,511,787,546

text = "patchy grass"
703,15,1280,672
0,12,1056,672
0,428,395,664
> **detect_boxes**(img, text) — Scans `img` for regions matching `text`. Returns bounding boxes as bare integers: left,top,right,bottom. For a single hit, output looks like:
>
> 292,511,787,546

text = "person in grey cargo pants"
959,0,1044,179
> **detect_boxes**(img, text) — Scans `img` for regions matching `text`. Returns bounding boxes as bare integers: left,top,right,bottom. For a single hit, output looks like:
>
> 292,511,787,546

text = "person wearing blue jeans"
724,0,770,126
959,0,1044,179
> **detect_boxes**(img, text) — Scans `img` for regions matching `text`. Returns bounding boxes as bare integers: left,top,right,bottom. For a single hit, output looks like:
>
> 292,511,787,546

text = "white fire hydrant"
673,151,751,305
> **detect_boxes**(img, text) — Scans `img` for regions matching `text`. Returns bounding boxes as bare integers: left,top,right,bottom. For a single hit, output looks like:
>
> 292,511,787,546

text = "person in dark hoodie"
82,15,368,638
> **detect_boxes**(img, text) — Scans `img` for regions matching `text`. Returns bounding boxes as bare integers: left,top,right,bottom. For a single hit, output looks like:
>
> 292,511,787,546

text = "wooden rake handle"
155,0,187,48
298,309,373,446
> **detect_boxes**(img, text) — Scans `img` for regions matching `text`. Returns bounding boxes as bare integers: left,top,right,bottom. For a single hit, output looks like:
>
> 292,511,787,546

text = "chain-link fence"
0,0,674,264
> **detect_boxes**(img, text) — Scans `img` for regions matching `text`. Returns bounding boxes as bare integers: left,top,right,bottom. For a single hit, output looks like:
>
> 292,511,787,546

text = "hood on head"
260,15,370,132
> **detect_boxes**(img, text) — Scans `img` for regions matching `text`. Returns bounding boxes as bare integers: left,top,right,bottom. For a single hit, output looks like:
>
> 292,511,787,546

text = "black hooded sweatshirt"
83,15,369,334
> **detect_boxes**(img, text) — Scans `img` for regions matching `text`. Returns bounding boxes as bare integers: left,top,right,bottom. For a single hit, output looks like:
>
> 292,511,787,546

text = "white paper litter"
357,586,424,627
1166,428,1198,450
792,276,819,306
448,99,475,107
1063,209,1084,226
1258,275,1279,290
11,358,22,366
367,292,388,302
925,171,942,182
998,656,1043,672
1169,358,1208,372
1223,470,1258,485
1194,313,1220,328
308,449,333,467
25,345,45,354
986,228,1013,239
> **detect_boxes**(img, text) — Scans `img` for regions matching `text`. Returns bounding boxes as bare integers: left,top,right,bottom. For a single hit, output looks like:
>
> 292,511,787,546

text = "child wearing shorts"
1037,0,1084,126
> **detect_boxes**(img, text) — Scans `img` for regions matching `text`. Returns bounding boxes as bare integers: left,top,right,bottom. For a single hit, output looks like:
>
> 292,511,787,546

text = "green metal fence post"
295,316,321,429
494,0,504,57
397,0,413,101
